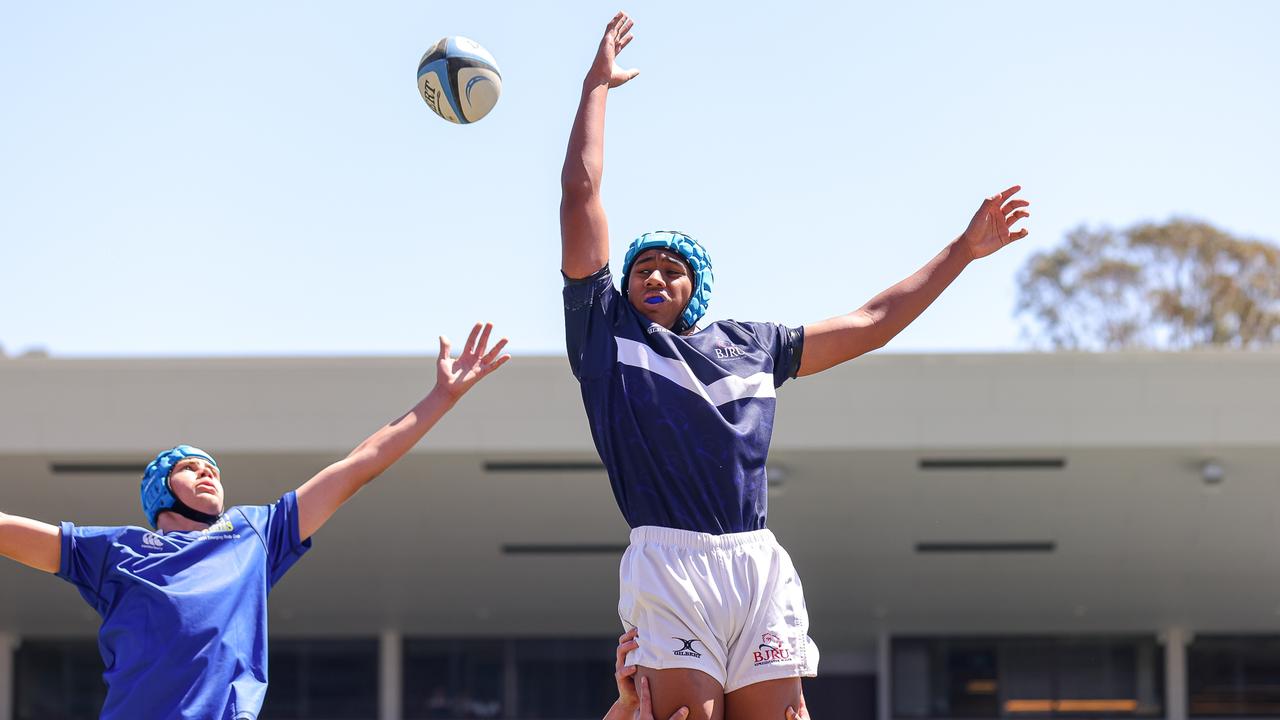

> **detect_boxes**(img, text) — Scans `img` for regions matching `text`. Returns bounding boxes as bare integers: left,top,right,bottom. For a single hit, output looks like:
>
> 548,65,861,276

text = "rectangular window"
893,636,1163,719
805,674,877,720
1188,635,1280,716
514,638,617,719
14,638,108,720
403,638,506,720
260,638,379,719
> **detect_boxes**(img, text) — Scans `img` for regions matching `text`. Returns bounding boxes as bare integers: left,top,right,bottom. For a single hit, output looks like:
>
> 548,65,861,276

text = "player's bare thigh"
725,677,807,720
637,666,725,720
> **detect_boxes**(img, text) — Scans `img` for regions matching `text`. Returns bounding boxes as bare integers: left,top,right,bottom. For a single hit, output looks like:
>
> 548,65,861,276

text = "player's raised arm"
294,323,509,541
798,186,1031,376
0,511,61,573
560,11,640,280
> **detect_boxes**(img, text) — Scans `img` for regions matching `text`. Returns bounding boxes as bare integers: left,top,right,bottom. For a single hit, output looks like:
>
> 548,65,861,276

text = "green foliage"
1016,219,1280,350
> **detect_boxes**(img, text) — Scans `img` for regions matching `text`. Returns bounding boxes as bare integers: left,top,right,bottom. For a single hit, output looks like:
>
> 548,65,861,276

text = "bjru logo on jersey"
714,342,745,360
752,632,792,666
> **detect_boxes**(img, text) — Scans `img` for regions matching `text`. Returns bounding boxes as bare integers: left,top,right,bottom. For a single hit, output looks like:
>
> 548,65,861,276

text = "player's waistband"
629,525,777,551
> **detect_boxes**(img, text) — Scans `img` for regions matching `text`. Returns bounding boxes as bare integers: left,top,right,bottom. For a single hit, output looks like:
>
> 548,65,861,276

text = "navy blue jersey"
564,266,803,534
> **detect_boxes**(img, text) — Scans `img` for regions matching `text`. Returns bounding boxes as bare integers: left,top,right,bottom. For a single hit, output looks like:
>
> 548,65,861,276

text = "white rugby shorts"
618,526,819,692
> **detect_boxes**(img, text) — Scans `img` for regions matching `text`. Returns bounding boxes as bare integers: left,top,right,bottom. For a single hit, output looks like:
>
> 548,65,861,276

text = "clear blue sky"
3,1,1277,357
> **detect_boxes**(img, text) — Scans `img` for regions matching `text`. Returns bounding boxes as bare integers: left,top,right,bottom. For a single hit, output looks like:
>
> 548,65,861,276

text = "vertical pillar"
877,630,892,720
379,630,402,720
0,632,15,720
1163,627,1187,720
503,639,518,720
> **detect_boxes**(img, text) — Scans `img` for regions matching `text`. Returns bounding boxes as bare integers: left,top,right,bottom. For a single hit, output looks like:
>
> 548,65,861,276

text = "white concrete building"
1,351,1277,720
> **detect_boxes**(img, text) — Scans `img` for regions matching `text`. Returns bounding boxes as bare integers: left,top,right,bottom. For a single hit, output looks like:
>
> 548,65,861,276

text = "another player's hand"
588,11,640,89
960,185,1030,260
436,322,510,401
615,628,642,707
787,705,812,720
614,629,689,720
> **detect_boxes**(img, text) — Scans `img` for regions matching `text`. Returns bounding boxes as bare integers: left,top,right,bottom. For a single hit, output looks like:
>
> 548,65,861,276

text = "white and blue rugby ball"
417,36,502,124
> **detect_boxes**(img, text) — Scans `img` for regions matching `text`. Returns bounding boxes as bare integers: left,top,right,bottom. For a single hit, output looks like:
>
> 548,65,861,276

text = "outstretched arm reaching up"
0,512,61,573
560,11,640,280
798,186,1031,375
294,322,509,541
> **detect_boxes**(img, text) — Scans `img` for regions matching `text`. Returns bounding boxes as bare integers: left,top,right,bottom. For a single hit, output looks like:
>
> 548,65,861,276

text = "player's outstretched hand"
588,11,640,89
961,185,1031,260
612,629,689,720
436,322,510,401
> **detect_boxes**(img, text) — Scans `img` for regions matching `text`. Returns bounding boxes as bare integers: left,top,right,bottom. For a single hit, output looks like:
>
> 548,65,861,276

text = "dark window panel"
804,674,877,720
515,638,616,719
892,636,1164,719
403,638,505,720
14,638,108,720
260,638,379,720
1189,636,1280,717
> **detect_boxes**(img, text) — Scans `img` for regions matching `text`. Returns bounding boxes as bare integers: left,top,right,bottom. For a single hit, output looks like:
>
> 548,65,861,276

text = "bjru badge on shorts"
752,631,793,666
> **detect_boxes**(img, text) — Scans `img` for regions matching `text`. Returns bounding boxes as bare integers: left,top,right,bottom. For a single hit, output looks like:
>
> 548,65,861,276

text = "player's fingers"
462,322,483,357
1006,210,1030,226
619,628,638,645
619,33,635,51
1009,228,1030,241
438,336,451,361
615,638,639,665
1001,199,1030,215
619,17,634,38
668,708,690,720
482,338,509,365
480,354,511,376
602,14,624,49
474,322,494,357
998,184,1022,202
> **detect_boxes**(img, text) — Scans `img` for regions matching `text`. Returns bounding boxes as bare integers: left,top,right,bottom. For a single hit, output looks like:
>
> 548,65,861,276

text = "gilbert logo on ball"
417,36,502,124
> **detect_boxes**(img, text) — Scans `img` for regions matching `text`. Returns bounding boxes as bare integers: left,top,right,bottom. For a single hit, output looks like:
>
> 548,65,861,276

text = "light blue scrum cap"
620,230,714,333
140,444,219,528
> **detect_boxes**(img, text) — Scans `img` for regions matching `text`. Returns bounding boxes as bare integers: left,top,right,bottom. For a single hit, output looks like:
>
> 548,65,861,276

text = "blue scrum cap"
621,230,714,333
140,445,218,528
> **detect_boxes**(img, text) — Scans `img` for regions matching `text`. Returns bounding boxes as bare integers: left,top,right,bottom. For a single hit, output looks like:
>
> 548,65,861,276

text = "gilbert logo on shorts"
672,637,703,658
752,632,792,666
141,533,165,551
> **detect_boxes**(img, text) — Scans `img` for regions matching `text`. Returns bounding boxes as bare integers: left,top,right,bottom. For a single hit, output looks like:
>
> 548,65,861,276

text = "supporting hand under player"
606,629,690,720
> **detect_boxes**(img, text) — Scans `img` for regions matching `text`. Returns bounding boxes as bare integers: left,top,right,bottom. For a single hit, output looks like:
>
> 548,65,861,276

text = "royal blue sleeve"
260,491,312,587
563,265,621,380
57,523,125,614
740,322,804,388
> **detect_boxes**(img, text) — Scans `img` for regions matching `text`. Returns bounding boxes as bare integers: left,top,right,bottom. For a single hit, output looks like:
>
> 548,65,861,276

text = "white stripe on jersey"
614,337,776,407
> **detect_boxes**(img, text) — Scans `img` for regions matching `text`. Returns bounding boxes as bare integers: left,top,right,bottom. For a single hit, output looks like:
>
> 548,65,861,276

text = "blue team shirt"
57,491,312,720
564,266,802,534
